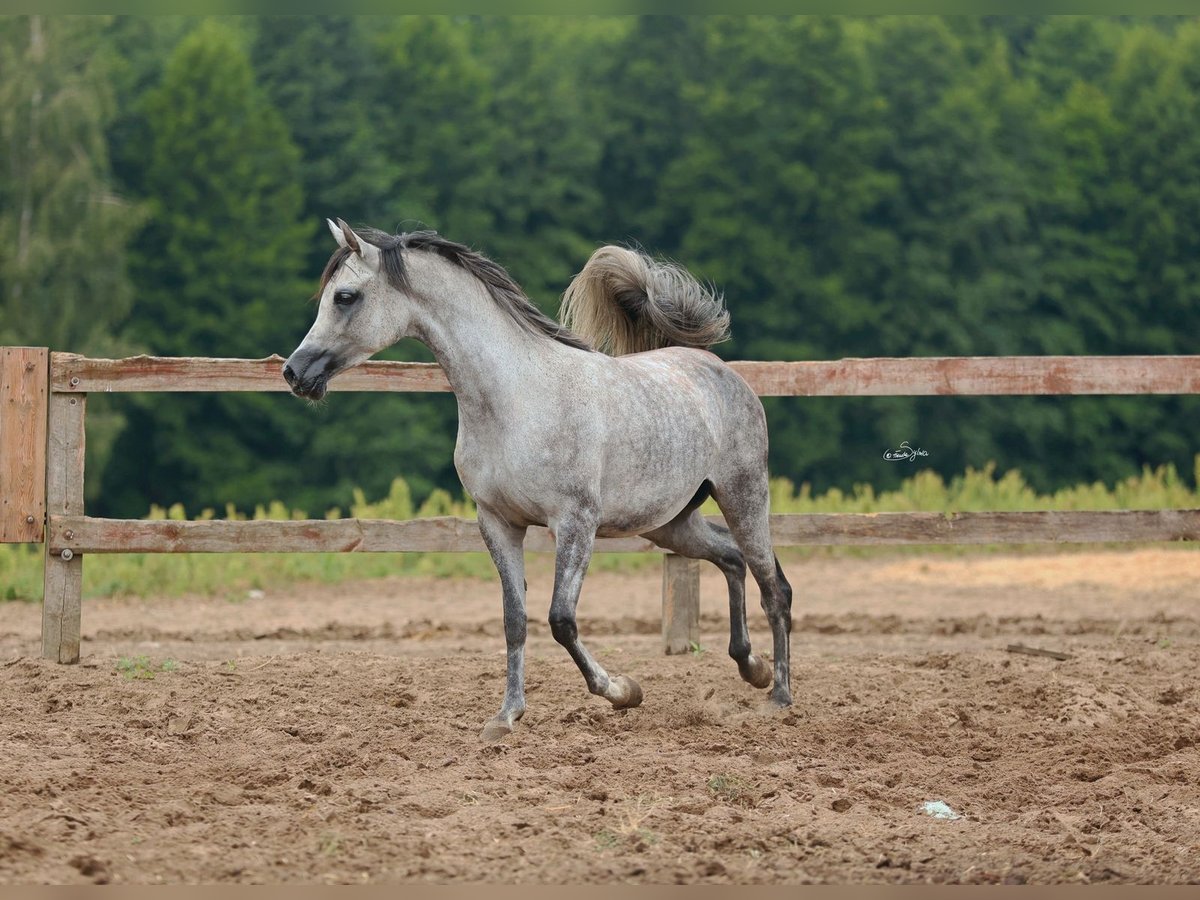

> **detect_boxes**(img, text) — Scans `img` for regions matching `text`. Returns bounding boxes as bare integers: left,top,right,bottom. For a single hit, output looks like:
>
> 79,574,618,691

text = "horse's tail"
559,246,730,356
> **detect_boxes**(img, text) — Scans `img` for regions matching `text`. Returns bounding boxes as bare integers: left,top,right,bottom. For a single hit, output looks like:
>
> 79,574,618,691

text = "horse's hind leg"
710,474,793,708
548,514,643,710
477,507,529,741
642,510,772,689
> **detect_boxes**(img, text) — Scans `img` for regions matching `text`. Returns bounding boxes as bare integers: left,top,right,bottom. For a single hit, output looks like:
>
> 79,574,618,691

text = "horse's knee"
504,612,527,646
548,612,577,647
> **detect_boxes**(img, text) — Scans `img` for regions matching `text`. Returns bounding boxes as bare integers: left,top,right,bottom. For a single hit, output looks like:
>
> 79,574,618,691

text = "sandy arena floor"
0,547,1198,884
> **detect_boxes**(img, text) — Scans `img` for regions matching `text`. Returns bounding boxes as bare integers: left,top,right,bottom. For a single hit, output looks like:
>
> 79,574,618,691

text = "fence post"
661,553,700,654
42,391,85,664
0,347,49,543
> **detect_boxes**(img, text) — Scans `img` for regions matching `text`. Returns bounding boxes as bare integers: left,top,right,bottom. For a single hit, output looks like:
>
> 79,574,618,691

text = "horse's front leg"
477,507,529,742
549,516,643,710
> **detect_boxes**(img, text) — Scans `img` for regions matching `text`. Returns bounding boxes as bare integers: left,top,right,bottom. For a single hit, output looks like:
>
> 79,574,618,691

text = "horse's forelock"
314,229,407,300
314,245,353,301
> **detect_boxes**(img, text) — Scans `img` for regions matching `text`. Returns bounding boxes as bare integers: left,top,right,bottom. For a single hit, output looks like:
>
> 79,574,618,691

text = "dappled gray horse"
284,219,793,740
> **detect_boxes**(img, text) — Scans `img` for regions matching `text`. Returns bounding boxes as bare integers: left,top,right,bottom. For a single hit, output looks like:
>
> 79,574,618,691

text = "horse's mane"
318,228,593,352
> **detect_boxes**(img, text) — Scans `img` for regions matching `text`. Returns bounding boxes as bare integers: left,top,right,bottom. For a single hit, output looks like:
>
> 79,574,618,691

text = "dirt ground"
1,547,1198,884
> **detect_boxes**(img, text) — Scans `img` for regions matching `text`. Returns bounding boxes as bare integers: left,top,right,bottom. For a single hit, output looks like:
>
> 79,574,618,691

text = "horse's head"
283,218,412,401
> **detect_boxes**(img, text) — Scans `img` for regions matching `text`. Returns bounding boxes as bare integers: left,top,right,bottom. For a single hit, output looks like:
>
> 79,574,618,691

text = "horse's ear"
334,218,362,254
334,218,380,271
327,218,346,248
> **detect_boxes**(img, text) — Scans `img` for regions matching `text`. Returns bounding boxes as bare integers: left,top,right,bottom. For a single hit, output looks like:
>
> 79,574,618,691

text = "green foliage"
251,17,391,260
116,655,176,680
0,543,43,602
129,18,310,359
0,16,142,355
707,774,750,804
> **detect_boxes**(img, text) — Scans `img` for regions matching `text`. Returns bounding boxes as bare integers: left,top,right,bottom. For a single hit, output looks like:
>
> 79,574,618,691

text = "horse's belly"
593,436,715,536
595,479,707,538
594,506,687,539
595,519,667,539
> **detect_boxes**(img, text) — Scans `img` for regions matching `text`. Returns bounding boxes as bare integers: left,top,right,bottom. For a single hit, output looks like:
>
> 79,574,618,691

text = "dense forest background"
3,15,1200,518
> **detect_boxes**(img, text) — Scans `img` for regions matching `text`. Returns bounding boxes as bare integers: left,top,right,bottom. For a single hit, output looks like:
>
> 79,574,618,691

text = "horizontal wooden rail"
48,509,1200,555
50,353,1200,396
52,353,452,394
766,508,1200,545
48,516,652,554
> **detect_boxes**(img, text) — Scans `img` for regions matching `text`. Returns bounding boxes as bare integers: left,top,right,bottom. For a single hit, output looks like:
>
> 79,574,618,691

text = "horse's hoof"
480,718,515,742
609,675,643,710
760,689,792,713
740,655,773,690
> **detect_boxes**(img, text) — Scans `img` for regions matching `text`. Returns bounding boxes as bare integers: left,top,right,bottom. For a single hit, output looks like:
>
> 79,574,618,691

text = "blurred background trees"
2,15,1199,517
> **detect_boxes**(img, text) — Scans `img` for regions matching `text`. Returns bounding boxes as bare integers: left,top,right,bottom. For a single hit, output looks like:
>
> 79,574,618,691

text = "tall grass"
3,459,1199,603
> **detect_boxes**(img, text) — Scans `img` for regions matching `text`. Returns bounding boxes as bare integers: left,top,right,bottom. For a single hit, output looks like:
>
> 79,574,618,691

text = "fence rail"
2,348,1198,663
46,509,1200,555
51,352,1200,396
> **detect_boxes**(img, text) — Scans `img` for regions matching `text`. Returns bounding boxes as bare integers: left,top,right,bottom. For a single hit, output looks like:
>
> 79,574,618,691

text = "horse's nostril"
283,364,297,386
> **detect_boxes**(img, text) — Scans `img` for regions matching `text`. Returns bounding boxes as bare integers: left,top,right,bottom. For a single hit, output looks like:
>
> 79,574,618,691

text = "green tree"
590,15,707,249
0,16,140,354
98,20,313,516
102,16,195,202
127,19,309,358
461,17,606,304
251,16,392,272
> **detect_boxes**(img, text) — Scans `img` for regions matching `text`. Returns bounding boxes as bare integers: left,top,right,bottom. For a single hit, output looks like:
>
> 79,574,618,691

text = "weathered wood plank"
47,508,1200,555
52,353,451,394
0,347,48,542
763,508,1200,545
42,394,86,664
732,355,1200,396
47,515,657,554
662,554,700,655
52,353,1200,397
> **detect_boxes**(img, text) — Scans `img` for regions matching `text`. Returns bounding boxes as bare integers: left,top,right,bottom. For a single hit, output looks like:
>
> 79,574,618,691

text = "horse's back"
608,346,765,434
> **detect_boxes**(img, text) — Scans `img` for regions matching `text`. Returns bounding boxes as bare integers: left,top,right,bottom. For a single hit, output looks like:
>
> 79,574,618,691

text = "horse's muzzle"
282,349,336,401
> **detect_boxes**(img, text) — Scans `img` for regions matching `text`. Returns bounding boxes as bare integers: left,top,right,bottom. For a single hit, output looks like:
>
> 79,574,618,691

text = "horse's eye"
333,289,360,307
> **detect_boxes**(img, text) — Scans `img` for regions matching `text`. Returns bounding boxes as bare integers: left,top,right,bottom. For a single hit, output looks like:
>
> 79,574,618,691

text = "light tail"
559,246,730,356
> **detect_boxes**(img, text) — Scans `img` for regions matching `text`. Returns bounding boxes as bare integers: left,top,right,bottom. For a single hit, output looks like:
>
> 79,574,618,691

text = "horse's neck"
410,263,563,421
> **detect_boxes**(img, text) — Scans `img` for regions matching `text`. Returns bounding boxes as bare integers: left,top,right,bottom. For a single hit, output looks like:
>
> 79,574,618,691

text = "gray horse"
284,219,793,740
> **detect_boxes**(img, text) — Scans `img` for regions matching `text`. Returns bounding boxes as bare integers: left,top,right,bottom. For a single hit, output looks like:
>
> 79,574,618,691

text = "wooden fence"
3,348,1200,663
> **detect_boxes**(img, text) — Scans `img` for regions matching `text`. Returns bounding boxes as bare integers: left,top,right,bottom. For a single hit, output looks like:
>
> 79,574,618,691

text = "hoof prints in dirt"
1,626,1198,884
86,611,1200,647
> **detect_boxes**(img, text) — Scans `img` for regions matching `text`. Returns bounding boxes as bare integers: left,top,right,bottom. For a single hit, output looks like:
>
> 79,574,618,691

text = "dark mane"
318,227,593,352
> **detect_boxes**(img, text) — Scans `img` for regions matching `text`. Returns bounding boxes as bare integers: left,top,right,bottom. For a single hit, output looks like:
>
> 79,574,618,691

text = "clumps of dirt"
0,551,1197,883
